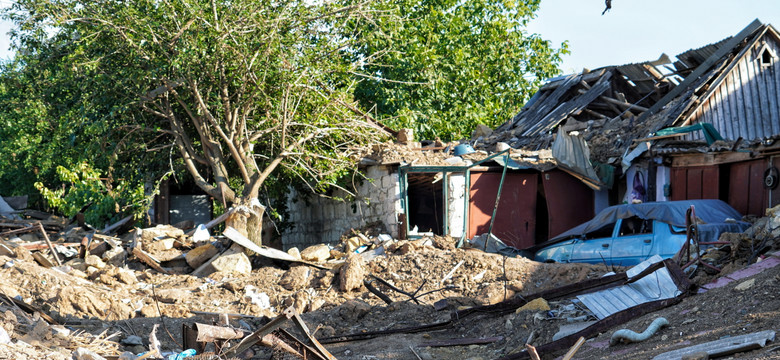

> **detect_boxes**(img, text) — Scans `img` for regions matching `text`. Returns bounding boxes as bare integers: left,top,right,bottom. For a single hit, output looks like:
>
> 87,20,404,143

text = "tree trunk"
225,197,266,252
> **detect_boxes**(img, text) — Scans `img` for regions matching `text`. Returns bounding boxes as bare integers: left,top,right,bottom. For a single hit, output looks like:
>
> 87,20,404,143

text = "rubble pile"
1,204,779,359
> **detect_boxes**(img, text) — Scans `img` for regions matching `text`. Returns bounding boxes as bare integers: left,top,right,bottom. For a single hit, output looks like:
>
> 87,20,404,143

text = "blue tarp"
547,199,748,244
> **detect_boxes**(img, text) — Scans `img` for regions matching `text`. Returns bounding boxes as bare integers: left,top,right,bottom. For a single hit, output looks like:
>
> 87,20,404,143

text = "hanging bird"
602,0,612,15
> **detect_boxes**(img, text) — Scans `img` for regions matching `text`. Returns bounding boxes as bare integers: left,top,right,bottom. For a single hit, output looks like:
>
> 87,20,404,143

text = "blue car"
533,199,749,267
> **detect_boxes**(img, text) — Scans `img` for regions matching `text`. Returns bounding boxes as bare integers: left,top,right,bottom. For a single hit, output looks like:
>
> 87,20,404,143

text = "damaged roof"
479,19,779,165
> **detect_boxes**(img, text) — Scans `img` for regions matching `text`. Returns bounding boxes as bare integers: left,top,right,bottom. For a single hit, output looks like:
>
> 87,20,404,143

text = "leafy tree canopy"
349,0,568,140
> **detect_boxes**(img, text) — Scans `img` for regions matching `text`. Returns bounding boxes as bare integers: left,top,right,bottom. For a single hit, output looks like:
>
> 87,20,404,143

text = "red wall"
468,172,538,249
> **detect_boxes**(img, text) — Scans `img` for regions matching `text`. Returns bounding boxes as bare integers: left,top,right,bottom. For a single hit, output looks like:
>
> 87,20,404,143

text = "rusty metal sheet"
652,330,776,360
728,159,768,216
468,172,538,249
542,170,594,239
670,166,719,201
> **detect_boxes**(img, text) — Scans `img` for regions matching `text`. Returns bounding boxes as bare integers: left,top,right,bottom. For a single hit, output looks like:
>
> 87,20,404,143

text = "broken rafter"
577,89,649,112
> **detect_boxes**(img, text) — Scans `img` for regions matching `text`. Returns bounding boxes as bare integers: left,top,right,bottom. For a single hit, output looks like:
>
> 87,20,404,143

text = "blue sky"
1,0,780,73
528,0,780,74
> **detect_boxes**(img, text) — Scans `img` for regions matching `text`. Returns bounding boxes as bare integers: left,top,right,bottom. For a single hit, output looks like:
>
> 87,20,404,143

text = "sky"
527,0,780,74
1,0,780,70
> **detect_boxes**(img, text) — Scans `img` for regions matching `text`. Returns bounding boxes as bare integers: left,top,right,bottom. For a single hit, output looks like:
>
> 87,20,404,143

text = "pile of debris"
2,194,780,359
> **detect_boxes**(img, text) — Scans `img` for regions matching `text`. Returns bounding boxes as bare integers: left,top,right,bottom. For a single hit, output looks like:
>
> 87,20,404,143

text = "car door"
569,222,617,264
609,216,654,266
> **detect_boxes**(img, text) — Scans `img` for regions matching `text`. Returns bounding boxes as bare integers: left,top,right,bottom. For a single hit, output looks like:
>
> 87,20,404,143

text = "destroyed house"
281,19,780,251
280,39,697,250
615,20,780,217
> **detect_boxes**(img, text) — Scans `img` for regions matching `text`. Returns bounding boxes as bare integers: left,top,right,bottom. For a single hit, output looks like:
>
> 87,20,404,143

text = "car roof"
538,199,744,249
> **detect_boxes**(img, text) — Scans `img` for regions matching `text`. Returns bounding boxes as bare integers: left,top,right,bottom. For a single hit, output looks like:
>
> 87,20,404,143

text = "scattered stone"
292,292,309,314
140,225,184,243
472,124,493,139
84,255,106,269
185,243,219,269
339,254,365,292
210,244,252,276
287,247,301,260
279,266,312,291
735,278,755,291
66,258,88,272
516,298,550,313
115,269,137,285
120,335,144,346
476,283,515,305
300,244,331,262
338,300,371,322
72,347,107,360
397,128,414,143
102,246,127,267
145,238,176,253
154,289,188,303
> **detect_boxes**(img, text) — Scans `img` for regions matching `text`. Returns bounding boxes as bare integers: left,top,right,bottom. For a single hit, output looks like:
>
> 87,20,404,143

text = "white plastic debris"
0,326,10,344
192,224,210,242
244,285,272,309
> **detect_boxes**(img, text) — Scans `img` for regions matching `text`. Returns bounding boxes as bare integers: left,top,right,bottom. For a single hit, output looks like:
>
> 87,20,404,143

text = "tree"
349,0,568,140
7,0,388,243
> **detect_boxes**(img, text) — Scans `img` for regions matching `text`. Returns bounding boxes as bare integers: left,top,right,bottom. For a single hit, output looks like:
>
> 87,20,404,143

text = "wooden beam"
640,19,763,127
669,151,755,167
577,89,649,112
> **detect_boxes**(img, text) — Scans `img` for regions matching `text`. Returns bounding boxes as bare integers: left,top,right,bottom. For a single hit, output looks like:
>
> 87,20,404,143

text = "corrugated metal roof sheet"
577,255,682,319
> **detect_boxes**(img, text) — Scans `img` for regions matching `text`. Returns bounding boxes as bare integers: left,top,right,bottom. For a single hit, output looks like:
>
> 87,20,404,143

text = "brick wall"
281,165,401,250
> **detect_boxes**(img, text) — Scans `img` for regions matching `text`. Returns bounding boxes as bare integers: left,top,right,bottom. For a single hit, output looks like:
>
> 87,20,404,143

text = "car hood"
531,199,748,251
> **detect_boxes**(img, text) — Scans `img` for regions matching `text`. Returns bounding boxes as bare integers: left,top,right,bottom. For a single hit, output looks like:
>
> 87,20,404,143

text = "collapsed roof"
477,19,778,166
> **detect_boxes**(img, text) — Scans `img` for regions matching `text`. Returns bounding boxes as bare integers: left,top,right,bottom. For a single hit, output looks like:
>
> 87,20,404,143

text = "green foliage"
1,0,567,234
34,163,147,228
349,0,568,140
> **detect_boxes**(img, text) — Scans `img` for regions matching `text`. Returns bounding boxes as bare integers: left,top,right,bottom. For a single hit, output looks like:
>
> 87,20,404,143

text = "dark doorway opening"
406,173,444,235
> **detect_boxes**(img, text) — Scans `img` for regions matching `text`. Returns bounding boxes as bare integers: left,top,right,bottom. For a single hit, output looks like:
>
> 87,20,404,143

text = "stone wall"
281,165,402,250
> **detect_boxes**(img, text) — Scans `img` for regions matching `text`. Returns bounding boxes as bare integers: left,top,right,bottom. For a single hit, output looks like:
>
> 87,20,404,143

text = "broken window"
618,216,652,236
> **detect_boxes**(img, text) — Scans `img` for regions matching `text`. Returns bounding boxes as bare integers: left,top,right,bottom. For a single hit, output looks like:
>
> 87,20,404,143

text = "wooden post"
38,223,62,266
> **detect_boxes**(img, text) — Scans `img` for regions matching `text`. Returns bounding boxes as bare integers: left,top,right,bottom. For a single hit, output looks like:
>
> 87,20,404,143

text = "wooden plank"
758,50,779,135
101,215,132,235
562,337,586,360
729,71,741,137
747,47,770,137
639,20,763,127
738,56,757,140
774,48,780,134
18,242,81,251
734,60,750,138
32,252,55,268
713,80,726,136
132,247,170,274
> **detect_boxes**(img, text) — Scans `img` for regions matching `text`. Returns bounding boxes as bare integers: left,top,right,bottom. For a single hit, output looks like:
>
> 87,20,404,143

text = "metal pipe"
486,152,510,250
